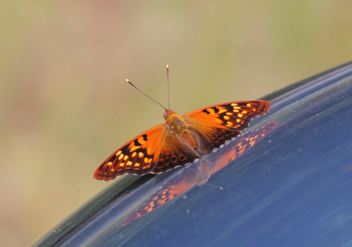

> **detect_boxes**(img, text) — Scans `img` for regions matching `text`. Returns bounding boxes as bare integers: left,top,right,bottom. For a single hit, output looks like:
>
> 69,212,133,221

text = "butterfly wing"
94,124,169,181
150,132,201,174
183,101,270,154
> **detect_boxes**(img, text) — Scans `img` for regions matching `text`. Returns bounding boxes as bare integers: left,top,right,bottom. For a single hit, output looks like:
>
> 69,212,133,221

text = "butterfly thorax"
165,112,187,132
164,109,198,150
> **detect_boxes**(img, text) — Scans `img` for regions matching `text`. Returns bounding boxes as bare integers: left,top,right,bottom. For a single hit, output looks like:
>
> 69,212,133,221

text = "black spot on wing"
133,134,148,147
202,109,210,114
202,107,220,114
133,139,142,146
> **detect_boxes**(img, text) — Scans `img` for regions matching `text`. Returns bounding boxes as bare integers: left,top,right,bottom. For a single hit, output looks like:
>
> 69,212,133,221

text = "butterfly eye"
163,110,176,119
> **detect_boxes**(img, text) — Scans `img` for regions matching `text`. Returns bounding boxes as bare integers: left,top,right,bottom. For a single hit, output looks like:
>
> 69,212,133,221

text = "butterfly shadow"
121,121,279,225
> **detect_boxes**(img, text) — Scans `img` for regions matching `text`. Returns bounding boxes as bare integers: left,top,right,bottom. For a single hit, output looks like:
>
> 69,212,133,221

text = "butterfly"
94,100,270,181
121,121,278,225
94,66,270,181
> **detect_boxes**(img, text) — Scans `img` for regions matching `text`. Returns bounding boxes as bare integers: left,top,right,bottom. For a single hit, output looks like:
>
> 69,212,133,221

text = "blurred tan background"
1,1,352,246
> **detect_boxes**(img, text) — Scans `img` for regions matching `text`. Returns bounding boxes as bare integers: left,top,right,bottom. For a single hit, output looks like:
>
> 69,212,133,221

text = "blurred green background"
1,1,352,246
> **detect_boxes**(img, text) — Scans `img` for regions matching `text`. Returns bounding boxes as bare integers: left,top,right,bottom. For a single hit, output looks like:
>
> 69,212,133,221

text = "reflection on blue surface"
34,62,352,247
122,122,278,226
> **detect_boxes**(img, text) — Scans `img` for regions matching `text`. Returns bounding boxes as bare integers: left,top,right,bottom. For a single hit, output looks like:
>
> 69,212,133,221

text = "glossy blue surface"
34,62,352,247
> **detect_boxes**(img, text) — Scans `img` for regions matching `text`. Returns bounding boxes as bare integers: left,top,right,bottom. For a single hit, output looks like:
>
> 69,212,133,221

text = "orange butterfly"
94,66,270,181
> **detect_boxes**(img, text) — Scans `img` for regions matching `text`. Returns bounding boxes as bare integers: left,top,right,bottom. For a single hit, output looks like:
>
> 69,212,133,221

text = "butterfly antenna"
166,65,170,110
186,185,205,213
126,79,167,110
205,183,223,190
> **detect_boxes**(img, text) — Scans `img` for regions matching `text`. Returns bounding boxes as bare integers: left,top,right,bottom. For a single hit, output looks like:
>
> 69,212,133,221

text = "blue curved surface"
34,61,352,247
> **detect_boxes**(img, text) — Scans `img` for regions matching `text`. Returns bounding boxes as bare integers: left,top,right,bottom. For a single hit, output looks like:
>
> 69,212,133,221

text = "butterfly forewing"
183,100,270,153
94,124,168,181
184,101,270,130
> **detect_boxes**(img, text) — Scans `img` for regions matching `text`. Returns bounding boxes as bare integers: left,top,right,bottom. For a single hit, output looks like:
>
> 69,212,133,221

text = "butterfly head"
163,109,177,120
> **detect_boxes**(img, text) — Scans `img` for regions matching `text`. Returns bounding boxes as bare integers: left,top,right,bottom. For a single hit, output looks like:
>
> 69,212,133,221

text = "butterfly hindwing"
94,124,168,181
188,126,242,153
151,133,201,174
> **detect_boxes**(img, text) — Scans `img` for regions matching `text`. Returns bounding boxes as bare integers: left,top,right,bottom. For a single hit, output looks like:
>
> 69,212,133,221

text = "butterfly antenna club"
126,79,167,110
